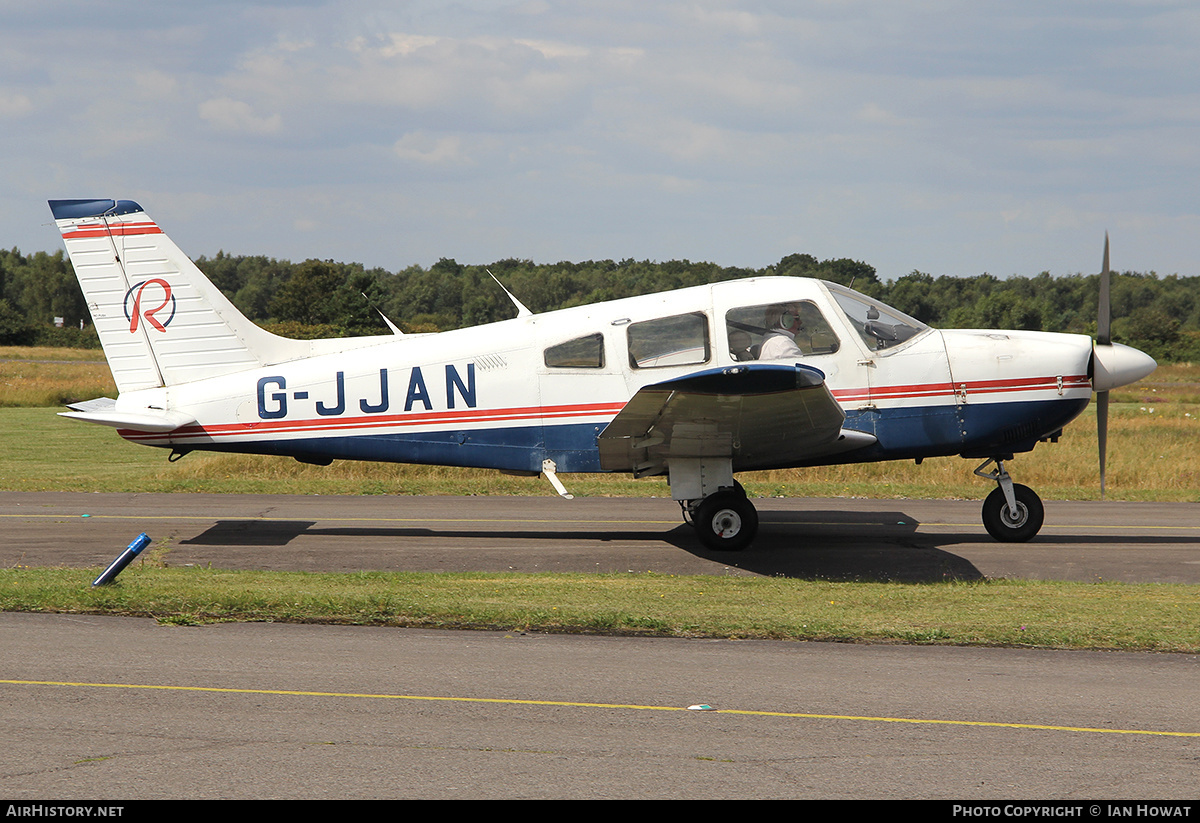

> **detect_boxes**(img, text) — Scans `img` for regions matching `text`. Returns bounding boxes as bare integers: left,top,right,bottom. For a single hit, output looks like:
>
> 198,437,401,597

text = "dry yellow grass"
0,355,116,407
0,346,106,362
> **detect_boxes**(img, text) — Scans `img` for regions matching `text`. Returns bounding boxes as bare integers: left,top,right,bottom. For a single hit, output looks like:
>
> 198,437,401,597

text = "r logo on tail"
124,279,176,333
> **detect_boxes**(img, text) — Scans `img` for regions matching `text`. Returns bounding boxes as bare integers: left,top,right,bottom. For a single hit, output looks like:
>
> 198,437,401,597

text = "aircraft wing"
597,363,875,475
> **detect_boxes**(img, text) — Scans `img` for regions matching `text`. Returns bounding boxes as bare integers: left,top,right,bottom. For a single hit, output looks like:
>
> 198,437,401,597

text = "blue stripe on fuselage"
190,421,608,474
831,396,1089,466
956,396,1089,458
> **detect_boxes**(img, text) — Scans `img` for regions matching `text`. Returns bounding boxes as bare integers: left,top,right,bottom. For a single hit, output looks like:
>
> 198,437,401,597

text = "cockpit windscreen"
826,283,928,351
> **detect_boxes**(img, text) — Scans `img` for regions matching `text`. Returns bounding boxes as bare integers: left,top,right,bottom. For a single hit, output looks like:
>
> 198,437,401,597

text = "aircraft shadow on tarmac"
177,509,1198,583
178,511,983,583
701,511,984,582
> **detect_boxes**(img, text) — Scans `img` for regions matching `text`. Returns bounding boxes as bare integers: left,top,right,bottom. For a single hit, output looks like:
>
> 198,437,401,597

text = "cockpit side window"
627,312,710,368
544,333,605,368
724,301,840,361
826,285,928,352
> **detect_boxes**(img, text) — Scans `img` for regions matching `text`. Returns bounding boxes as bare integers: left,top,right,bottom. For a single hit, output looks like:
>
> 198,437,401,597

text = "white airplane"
49,198,1157,551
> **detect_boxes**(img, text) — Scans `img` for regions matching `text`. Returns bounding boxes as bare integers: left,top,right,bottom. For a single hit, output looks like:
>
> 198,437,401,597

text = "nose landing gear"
974,458,1044,542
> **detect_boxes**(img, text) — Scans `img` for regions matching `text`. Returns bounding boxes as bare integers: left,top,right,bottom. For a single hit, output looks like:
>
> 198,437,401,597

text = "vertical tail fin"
49,199,310,393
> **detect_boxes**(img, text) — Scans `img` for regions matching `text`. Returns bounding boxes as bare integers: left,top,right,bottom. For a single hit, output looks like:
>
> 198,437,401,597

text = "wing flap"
598,363,874,474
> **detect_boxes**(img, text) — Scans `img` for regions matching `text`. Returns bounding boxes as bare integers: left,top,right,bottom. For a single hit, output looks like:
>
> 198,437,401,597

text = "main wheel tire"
981,484,1044,542
694,491,758,551
685,483,747,526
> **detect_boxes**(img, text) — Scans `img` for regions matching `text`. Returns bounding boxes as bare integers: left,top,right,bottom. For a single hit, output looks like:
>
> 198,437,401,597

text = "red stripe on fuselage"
831,374,1090,403
119,401,628,443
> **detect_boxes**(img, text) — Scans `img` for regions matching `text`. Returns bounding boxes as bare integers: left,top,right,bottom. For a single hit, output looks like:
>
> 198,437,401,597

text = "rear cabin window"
544,333,605,368
627,312,710,369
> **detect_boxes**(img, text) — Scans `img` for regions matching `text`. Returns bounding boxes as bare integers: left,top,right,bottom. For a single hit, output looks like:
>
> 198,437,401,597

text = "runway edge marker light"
92,532,152,587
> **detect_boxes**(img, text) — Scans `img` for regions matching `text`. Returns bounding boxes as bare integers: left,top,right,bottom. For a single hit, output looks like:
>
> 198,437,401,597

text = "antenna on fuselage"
487,269,532,318
361,292,404,336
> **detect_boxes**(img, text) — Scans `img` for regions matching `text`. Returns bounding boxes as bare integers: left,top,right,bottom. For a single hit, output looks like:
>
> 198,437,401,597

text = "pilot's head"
765,303,803,333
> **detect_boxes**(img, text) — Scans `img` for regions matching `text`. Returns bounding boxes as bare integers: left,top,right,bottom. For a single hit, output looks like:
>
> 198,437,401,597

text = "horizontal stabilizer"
59,398,195,432
64,397,118,413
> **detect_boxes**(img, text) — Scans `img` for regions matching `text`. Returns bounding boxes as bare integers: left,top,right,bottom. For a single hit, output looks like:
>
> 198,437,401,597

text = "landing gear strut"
684,483,759,552
974,458,1044,542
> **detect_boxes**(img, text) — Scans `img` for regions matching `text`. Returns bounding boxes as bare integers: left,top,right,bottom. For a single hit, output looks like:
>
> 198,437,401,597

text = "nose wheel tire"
693,491,759,551
981,484,1044,542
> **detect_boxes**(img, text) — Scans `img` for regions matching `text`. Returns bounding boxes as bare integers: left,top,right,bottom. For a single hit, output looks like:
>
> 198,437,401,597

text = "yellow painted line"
917,521,1200,532
3,679,1196,738
789,520,1200,532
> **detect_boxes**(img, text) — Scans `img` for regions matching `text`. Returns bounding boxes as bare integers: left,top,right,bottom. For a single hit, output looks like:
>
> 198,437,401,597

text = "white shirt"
758,329,803,360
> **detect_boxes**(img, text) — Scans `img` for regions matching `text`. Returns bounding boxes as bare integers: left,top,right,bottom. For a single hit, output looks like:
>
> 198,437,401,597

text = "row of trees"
2,245,1197,362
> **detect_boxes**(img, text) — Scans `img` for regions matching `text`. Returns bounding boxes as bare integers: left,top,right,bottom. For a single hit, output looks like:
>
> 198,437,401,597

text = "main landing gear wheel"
981,483,1044,542
693,490,759,552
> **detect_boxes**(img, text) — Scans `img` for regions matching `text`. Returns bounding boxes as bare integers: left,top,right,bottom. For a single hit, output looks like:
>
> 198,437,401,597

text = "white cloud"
1,1,1197,281
0,90,32,117
198,97,282,135
392,132,473,166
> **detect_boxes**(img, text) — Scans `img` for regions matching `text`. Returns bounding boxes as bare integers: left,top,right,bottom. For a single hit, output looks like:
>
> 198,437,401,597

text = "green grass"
3,567,1198,652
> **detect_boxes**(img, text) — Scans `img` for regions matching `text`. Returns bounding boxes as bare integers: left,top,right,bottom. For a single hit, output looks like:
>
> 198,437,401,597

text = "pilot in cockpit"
758,303,805,360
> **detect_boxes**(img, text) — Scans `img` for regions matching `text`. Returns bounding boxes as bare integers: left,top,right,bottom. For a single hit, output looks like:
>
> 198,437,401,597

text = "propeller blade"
1097,233,1111,346
1096,233,1112,498
1097,389,1108,499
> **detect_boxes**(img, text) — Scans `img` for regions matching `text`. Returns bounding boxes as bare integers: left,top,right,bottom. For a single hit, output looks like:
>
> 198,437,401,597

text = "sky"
3,1,1198,282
